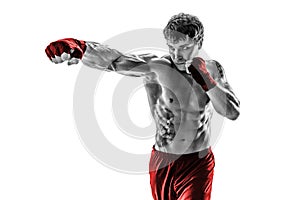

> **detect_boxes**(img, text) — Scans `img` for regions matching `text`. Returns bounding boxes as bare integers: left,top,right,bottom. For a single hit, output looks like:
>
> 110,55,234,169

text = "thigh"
149,150,177,200
176,173,214,200
174,150,215,200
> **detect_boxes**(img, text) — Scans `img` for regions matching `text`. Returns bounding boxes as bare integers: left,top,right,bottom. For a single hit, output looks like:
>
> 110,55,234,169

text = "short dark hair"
163,13,204,47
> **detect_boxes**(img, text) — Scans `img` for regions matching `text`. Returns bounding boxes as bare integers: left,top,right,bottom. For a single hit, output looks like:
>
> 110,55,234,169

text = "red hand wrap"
188,57,217,91
45,38,86,60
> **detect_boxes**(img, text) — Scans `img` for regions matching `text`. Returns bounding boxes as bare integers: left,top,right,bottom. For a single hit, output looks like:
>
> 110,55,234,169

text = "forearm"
206,85,240,120
82,41,122,71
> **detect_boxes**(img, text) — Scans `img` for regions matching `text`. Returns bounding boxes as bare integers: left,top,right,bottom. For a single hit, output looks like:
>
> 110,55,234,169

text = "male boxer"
45,13,240,200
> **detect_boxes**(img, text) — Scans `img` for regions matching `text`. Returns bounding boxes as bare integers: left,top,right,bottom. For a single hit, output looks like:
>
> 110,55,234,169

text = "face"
166,35,200,71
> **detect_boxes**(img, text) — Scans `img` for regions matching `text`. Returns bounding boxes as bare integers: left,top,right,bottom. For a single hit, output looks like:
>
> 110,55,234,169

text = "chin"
175,63,186,71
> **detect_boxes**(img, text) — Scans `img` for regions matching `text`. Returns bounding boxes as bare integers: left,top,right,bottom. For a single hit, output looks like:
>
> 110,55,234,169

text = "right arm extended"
45,38,157,77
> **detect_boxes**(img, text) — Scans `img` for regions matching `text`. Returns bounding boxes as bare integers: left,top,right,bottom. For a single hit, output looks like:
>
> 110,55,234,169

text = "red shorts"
149,146,215,200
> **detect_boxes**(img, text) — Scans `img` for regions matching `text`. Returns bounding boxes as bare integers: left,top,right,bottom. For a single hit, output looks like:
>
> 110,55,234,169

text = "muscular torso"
81,42,234,154
144,56,213,154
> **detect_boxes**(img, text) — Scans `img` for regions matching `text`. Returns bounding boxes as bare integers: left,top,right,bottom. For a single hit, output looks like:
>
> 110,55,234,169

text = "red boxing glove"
188,57,217,91
45,38,86,61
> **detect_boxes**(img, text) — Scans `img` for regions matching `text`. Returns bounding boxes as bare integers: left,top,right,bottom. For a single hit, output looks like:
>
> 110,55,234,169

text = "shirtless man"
45,13,240,200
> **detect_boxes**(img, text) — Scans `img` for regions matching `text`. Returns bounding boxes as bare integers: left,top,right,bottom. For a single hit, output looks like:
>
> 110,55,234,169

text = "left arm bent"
206,60,240,120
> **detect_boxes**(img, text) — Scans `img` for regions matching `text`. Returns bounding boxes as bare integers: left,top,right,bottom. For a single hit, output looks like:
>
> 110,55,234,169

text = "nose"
173,49,183,62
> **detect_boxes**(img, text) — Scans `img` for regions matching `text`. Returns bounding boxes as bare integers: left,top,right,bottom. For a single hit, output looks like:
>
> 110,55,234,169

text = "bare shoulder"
136,53,170,66
150,55,172,65
138,54,172,79
146,55,172,73
205,59,235,91
138,53,159,61
205,59,226,80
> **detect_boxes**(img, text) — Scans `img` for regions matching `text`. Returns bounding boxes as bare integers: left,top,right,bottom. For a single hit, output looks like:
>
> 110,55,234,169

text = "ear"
197,39,203,49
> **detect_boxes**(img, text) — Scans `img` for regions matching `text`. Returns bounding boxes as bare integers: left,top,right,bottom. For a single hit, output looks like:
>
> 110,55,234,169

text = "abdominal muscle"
154,97,213,155
148,63,213,155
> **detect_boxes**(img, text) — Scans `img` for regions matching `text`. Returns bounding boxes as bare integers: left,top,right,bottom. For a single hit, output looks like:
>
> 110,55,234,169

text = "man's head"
163,13,204,70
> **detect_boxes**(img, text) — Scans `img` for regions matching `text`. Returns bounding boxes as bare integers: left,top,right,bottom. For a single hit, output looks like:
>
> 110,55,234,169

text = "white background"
1,0,300,199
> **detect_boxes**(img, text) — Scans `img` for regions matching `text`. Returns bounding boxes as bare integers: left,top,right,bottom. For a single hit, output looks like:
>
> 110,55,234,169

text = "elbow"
227,110,240,120
226,96,240,120
226,105,240,120
211,96,240,120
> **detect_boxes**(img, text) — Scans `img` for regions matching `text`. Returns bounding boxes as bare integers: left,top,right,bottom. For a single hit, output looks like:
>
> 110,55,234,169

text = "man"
45,13,240,200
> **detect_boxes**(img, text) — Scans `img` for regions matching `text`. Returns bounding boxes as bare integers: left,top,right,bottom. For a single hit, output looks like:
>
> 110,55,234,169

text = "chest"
152,65,209,111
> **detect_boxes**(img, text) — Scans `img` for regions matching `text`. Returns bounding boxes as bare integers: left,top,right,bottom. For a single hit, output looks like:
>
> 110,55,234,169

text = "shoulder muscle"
205,60,227,81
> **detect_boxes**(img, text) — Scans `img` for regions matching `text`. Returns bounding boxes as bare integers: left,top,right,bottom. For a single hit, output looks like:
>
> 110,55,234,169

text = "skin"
50,36,240,155
143,37,240,154
146,37,212,153
167,35,199,71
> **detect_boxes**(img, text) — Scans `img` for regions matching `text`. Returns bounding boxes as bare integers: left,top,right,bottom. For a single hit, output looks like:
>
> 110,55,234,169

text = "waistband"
152,145,212,160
